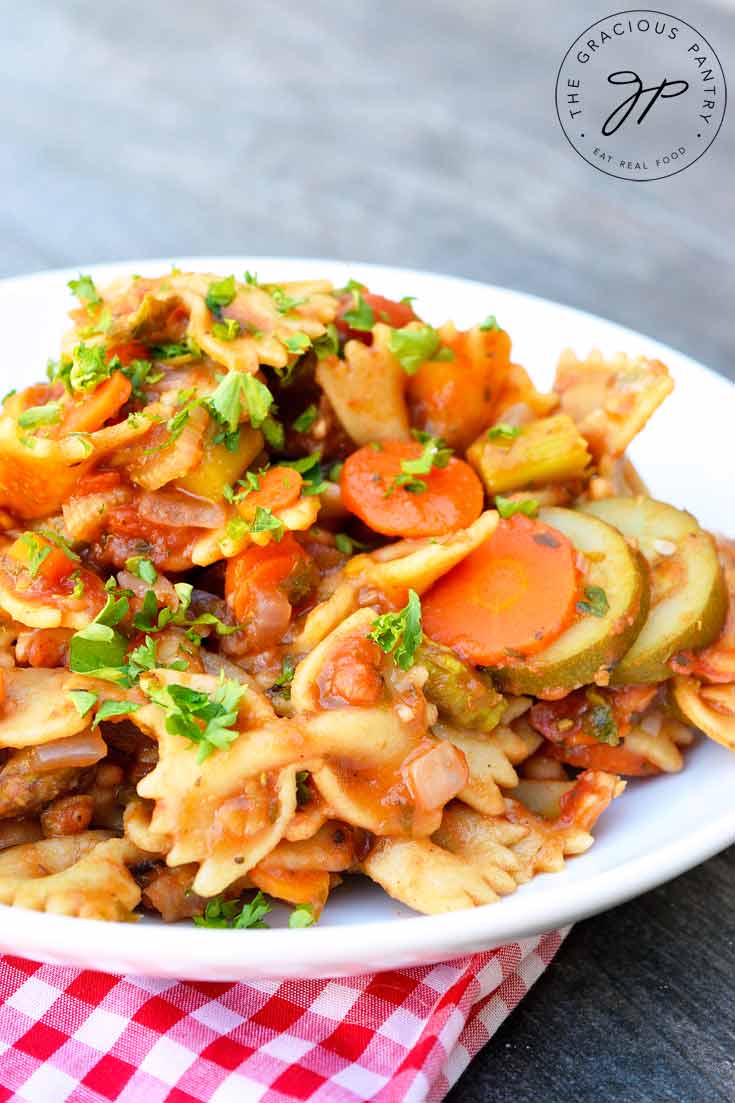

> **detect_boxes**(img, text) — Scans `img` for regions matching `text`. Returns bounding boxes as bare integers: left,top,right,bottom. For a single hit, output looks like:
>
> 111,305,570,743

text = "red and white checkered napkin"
0,930,565,1103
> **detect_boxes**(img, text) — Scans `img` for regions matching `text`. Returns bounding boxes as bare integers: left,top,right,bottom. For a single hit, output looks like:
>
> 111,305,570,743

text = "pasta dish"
0,268,731,929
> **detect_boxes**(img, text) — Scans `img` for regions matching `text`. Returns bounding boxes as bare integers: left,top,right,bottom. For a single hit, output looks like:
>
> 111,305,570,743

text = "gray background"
2,1,734,1099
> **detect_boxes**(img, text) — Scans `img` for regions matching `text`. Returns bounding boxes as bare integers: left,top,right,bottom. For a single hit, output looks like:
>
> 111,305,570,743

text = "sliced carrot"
340,441,483,538
550,742,656,776
225,533,313,622
61,371,132,434
8,534,76,587
236,466,303,520
422,515,580,665
406,326,512,450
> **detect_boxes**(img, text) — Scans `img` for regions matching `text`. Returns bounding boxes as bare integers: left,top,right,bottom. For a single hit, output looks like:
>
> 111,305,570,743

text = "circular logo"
555,10,726,181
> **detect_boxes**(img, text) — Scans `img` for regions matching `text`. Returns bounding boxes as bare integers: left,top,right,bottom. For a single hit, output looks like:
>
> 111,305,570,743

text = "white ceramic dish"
0,257,733,981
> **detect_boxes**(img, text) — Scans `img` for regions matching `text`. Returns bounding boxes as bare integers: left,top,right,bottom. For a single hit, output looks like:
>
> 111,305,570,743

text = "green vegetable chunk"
417,639,505,732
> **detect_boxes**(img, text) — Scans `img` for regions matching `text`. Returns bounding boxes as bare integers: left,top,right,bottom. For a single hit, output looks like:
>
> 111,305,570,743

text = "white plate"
0,257,733,981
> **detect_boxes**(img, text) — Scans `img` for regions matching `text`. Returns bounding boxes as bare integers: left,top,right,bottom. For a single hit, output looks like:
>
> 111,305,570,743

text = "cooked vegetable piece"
417,639,505,732
475,507,649,694
581,497,727,683
176,425,263,500
406,323,512,450
422,514,581,666
340,441,483,537
60,371,132,434
467,414,590,495
235,466,303,519
225,533,315,624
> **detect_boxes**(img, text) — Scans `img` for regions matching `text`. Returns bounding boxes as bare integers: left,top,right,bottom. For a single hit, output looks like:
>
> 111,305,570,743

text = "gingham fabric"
0,929,566,1103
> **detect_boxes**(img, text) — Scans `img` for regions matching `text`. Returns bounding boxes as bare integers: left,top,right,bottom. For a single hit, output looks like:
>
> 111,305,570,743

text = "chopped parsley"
144,675,246,762
487,423,520,441
269,286,305,314
69,343,114,392
38,529,80,562
95,700,140,724
261,415,285,449
68,689,98,718
283,332,312,357
205,275,237,314
194,890,272,929
584,693,619,745
342,290,374,332
289,904,315,929
15,533,51,577
132,586,239,638
18,402,62,429
387,325,454,375
212,318,241,342
292,404,317,432
479,314,501,332
369,589,423,671
328,460,343,482
280,451,326,495
125,556,157,585
68,274,101,313
151,338,201,360
273,656,296,691
248,506,285,541
121,359,163,399
69,592,130,683
313,324,338,361
207,371,274,435
387,433,452,497
223,470,261,503
577,585,609,618
495,496,539,519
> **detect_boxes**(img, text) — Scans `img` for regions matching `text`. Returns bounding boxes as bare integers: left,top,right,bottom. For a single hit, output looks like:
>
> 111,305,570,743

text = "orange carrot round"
422,515,580,665
225,534,312,622
236,466,302,520
340,441,483,538
61,371,132,434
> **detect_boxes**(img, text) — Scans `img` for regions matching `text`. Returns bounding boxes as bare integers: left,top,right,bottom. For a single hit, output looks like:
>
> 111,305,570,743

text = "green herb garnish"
292,405,317,432
387,325,453,375
205,275,237,313
125,556,157,585
487,423,520,441
495,496,539,519
18,402,62,429
212,318,241,342
144,675,245,762
289,904,315,929
368,589,422,671
577,585,609,618
194,890,272,929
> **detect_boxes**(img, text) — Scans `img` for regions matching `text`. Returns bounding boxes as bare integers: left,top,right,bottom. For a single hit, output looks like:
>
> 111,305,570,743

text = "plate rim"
0,255,733,979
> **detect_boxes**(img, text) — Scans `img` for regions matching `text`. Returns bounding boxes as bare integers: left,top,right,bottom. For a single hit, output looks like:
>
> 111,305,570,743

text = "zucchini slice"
581,497,727,683
489,507,649,695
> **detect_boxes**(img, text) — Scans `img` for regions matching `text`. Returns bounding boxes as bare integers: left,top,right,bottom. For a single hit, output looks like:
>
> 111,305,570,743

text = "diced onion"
406,742,469,811
139,490,226,530
32,730,107,773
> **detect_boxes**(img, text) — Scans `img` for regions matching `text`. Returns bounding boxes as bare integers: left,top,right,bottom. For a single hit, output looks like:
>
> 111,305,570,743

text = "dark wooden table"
2,2,734,1099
